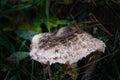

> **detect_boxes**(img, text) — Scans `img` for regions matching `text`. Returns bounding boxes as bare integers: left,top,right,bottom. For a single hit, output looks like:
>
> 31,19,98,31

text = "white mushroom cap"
29,27,106,65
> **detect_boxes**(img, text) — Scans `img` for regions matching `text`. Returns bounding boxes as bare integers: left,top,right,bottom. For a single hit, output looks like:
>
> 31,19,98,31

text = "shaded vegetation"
0,0,120,80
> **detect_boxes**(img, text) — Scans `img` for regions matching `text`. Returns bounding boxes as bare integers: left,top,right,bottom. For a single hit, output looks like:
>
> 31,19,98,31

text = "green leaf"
49,17,70,27
0,31,15,53
63,0,72,5
40,0,50,32
7,52,29,62
31,19,42,32
11,3,32,10
16,30,38,40
0,0,8,6
9,74,17,80
9,73,21,80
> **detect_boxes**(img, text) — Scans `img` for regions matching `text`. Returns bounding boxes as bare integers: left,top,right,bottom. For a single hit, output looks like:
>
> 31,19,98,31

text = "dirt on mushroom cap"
29,27,106,65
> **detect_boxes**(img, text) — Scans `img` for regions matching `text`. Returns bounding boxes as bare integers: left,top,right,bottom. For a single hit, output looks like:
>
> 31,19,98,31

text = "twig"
48,62,53,80
113,30,119,50
43,62,53,80
91,0,97,6
89,13,112,36
70,0,80,14
81,52,101,80
4,71,10,80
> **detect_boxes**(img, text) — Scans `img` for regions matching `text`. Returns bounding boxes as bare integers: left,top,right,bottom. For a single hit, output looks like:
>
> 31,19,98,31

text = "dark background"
0,0,120,80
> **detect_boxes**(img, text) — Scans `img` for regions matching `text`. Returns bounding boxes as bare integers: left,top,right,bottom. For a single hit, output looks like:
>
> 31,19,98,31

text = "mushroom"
29,26,106,79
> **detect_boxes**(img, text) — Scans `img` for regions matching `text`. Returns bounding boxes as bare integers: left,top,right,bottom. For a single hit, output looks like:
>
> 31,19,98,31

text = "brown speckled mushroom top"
29,26,106,65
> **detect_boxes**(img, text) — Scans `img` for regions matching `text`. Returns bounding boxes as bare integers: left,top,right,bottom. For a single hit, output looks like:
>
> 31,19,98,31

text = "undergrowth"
0,0,120,80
